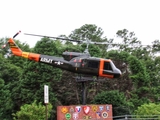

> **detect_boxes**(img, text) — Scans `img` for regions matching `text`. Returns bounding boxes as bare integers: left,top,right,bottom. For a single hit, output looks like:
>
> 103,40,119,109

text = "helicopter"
7,31,121,80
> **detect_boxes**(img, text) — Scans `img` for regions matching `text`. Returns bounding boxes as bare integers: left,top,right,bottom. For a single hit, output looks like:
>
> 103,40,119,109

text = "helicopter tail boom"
8,38,40,62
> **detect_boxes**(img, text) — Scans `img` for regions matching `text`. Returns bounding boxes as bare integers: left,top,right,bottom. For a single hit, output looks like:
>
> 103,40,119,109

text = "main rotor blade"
24,33,121,45
24,33,82,43
92,42,119,45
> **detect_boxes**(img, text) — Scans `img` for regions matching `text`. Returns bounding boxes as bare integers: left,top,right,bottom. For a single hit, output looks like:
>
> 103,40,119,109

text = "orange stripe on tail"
8,38,22,56
28,53,40,62
8,38,40,62
22,52,40,62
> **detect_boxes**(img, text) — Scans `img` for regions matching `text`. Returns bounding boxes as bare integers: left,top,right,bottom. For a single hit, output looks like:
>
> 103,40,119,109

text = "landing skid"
75,76,97,82
74,76,106,82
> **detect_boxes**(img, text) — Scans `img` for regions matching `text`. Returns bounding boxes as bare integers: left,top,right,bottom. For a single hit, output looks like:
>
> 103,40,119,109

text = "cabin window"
88,61,99,68
104,62,112,70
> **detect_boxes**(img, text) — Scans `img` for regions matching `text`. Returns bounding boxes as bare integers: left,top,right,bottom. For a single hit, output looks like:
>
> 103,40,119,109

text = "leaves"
134,103,160,119
13,100,52,120
92,90,132,116
1,25,160,119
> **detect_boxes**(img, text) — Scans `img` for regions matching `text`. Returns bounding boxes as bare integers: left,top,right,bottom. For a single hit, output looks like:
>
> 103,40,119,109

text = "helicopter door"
99,59,114,78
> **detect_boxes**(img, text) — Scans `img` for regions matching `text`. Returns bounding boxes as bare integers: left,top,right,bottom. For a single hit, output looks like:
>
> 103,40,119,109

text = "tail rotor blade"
13,31,21,38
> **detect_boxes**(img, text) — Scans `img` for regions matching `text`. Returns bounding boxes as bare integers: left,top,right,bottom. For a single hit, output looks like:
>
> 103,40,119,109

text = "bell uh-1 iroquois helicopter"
7,31,121,80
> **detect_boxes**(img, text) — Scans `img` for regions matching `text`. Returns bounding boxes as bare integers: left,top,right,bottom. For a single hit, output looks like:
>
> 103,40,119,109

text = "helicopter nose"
114,68,122,78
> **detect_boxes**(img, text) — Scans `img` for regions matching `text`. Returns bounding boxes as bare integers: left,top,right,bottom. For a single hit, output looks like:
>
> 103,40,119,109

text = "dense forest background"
0,24,160,119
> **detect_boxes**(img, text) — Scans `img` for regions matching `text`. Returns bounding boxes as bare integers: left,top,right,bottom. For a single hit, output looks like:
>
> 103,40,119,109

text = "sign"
91,105,98,112
106,105,110,111
83,116,92,119
83,106,90,115
75,106,81,113
102,112,108,118
69,107,74,113
61,107,68,114
99,106,104,111
44,85,49,103
73,112,79,120
96,112,101,119
57,104,113,120
65,113,71,119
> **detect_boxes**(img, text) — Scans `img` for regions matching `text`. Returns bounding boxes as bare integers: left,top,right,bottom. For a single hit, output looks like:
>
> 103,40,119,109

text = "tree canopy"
0,24,160,119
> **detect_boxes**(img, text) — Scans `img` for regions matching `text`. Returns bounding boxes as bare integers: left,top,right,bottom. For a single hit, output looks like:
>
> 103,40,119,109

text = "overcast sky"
0,0,160,47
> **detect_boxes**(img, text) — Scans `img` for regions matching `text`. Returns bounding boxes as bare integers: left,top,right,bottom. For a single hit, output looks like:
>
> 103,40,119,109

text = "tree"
134,103,160,119
68,24,110,57
128,55,150,88
127,55,151,109
116,29,141,52
92,90,133,116
0,78,13,120
152,39,160,53
13,100,52,120
0,53,22,119
2,26,160,118
13,37,62,119
69,24,105,42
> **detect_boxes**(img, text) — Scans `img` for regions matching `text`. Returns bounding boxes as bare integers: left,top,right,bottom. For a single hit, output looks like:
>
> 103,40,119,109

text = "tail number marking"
40,58,53,63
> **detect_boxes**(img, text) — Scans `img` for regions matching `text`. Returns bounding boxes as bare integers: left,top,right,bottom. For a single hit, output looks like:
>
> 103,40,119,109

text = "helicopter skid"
74,76,106,82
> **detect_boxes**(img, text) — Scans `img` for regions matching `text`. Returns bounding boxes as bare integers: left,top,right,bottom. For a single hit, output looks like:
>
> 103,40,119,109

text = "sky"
0,0,160,47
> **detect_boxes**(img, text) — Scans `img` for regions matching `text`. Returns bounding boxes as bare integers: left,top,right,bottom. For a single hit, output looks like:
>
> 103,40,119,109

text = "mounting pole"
45,104,48,120
84,40,89,54
82,81,86,105
76,75,87,105
76,75,97,105
44,85,49,120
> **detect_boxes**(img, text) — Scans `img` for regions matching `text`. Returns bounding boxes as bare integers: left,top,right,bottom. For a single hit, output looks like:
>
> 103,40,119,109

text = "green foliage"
107,50,130,61
127,55,151,109
88,44,101,57
63,42,83,53
128,93,151,111
1,25,160,118
13,100,52,120
0,38,8,55
116,29,141,52
15,37,61,119
68,24,108,57
69,24,105,42
0,53,21,119
92,90,132,116
134,103,160,119
152,39,160,52
127,55,150,85
0,78,13,120
1,63,21,84
144,57,160,102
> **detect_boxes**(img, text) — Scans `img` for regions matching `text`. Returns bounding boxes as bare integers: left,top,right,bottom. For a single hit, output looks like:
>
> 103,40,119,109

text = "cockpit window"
104,62,112,70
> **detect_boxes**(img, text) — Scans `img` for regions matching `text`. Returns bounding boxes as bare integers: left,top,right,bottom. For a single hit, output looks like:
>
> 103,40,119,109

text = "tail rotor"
2,31,22,56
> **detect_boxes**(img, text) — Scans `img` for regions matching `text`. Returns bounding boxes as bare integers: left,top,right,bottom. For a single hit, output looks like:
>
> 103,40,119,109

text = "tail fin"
7,31,22,56
7,31,40,62
8,38,22,56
